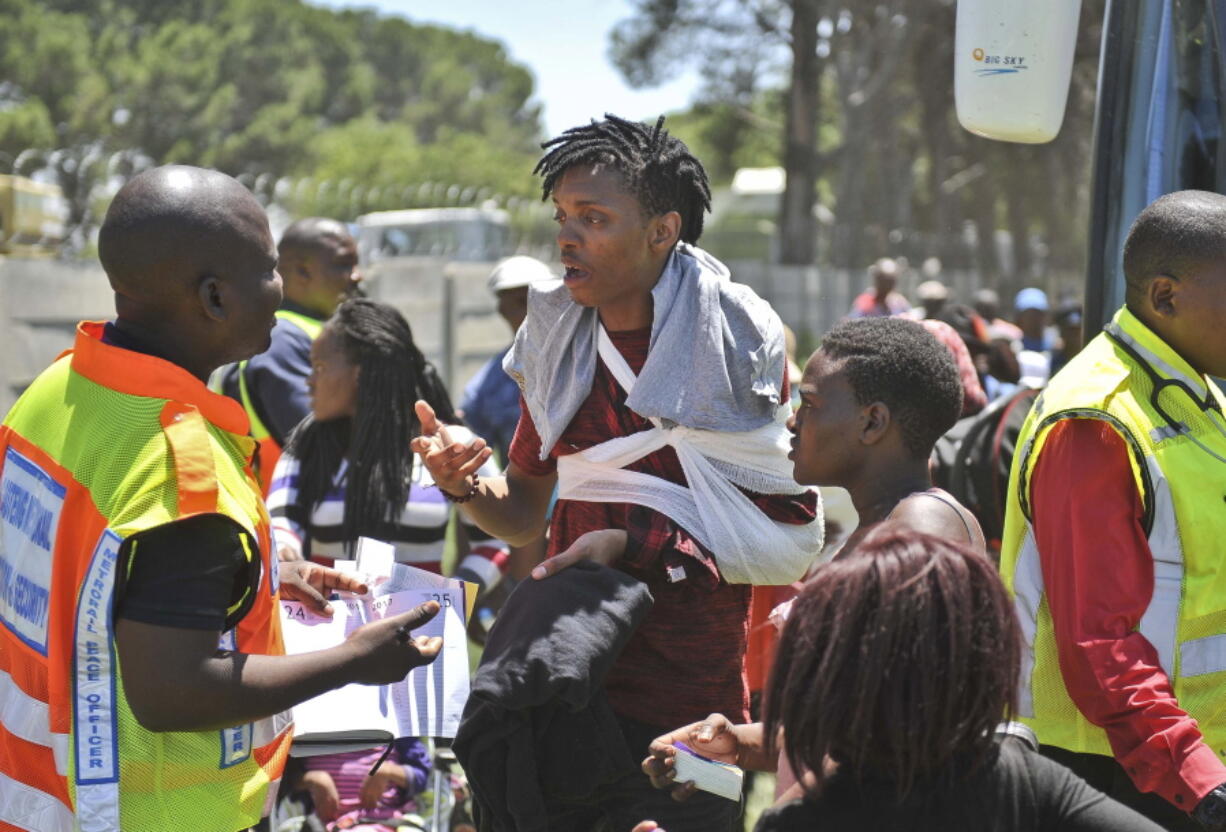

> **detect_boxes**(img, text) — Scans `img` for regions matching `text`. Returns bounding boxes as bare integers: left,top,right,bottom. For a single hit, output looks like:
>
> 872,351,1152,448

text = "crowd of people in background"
2,115,1225,832
846,255,1088,405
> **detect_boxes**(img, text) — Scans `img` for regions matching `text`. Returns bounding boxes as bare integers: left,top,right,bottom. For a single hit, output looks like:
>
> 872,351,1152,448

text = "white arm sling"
554,327,824,585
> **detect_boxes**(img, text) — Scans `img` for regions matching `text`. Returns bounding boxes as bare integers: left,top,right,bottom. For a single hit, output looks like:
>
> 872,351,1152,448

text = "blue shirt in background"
461,347,521,464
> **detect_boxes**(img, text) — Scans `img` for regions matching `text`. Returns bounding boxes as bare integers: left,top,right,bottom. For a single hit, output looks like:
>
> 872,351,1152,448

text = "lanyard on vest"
1105,326,1226,465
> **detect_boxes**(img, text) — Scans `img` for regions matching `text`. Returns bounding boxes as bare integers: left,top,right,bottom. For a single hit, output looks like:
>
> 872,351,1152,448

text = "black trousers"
546,713,743,832
1040,745,1200,831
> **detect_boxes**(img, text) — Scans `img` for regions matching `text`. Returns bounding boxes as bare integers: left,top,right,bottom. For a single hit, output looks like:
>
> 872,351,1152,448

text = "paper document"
280,548,472,749
673,742,744,802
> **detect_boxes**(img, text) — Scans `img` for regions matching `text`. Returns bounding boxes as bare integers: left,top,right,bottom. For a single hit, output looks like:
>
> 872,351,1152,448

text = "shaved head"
97,165,282,377
277,216,362,316
1121,190,1226,377
1123,190,1226,307
279,217,349,261
99,165,272,302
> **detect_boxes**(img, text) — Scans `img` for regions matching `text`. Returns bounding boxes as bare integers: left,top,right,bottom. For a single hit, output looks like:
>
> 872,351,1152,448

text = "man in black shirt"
106,171,435,722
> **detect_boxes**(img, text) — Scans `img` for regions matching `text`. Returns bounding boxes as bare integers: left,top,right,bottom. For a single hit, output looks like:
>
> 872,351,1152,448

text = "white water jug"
955,0,1082,144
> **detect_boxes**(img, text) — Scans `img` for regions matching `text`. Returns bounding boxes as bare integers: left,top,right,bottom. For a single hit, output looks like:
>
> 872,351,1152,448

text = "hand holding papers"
336,599,443,685
280,539,474,754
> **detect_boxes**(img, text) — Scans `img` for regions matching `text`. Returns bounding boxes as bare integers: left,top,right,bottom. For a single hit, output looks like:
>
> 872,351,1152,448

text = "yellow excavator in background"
0,174,67,258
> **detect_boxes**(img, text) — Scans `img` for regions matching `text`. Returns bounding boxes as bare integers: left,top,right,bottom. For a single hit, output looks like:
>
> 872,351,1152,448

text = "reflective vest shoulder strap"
1015,407,1154,535
274,309,324,340
159,402,219,516
235,309,324,442
236,361,272,442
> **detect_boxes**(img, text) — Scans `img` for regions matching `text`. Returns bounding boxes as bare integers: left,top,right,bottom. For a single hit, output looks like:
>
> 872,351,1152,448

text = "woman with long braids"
266,298,504,829
268,297,507,585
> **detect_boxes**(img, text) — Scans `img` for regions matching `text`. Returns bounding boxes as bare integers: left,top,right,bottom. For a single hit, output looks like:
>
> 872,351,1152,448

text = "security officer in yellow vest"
1000,190,1226,831
218,217,363,496
0,165,442,832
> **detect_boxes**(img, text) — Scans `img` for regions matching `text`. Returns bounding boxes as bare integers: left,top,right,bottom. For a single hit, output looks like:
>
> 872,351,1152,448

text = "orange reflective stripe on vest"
159,402,219,517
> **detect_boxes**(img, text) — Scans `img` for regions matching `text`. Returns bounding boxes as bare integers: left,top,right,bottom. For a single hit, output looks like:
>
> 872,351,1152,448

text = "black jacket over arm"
454,562,654,832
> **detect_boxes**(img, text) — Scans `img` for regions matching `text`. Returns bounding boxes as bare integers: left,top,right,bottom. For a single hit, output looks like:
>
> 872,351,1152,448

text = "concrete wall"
360,256,512,401
0,256,513,418
0,257,114,415
0,254,1063,418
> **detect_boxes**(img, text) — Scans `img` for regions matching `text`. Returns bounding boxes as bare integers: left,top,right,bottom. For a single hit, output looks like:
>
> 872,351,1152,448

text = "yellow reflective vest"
237,309,324,444
1000,306,1226,760
230,308,324,494
0,322,292,832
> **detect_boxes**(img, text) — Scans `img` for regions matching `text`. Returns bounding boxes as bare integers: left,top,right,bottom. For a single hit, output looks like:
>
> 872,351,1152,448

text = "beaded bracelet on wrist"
442,473,480,504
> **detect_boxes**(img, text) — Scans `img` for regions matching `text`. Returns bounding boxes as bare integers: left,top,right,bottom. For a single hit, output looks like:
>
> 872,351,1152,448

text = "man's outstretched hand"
279,560,369,617
344,601,444,685
531,529,627,579
410,400,492,497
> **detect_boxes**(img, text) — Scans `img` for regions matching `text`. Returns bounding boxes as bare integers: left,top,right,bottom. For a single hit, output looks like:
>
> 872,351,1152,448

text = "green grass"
742,771,776,831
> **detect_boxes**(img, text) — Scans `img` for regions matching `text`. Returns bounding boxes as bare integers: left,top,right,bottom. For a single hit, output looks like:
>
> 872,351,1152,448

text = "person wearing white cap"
912,279,950,320
460,255,557,466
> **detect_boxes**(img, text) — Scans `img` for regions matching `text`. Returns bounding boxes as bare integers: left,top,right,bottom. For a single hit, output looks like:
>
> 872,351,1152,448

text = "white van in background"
354,206,511,265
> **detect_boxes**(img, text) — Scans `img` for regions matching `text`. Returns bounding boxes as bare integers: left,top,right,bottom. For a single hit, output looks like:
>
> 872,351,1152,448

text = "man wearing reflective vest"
217,217,362,494
0,166,441,832
1000,191,1226,831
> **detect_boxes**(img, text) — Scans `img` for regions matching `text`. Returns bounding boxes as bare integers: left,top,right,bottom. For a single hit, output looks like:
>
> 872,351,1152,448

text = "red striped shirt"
510,326,817,730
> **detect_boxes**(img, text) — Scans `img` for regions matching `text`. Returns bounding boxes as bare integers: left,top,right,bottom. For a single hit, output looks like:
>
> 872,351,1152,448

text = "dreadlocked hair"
284,298,457,551
534,113,712,244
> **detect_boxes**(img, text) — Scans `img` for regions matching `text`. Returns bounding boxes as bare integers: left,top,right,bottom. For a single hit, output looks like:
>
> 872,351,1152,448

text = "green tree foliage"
0,101,56,160
612,0,1106,282
611,0,788,186
0,0,544,245
663,98,782,183
289,118,543,218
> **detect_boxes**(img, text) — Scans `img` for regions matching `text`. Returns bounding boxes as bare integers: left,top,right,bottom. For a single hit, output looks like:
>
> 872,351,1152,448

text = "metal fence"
724,260,1081,349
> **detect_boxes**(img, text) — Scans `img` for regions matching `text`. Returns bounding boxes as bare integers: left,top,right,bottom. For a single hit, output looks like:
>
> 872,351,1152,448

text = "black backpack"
932,387,1040,548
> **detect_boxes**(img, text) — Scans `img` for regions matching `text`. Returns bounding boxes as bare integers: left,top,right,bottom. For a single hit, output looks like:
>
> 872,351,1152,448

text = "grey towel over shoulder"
503,243,787,460
452,562,654,832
